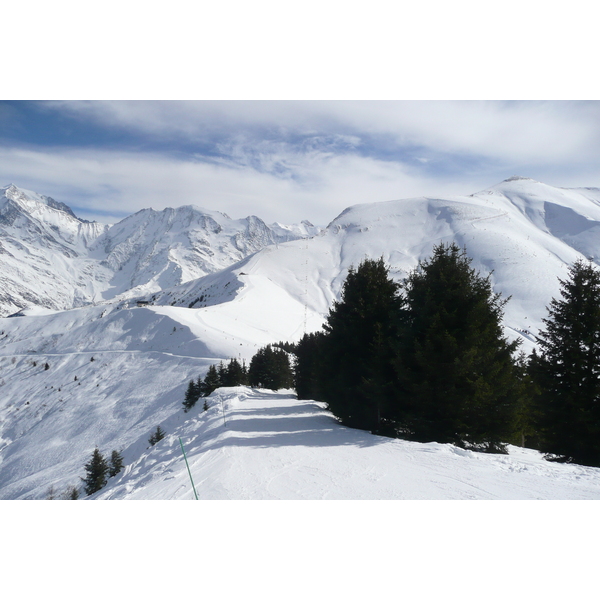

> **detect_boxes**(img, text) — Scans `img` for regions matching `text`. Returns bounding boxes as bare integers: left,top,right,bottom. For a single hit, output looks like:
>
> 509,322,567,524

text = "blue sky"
2,100,600,225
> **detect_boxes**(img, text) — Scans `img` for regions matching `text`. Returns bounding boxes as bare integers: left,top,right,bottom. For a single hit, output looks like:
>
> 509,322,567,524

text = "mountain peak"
1,184,81,221
502,175,537,183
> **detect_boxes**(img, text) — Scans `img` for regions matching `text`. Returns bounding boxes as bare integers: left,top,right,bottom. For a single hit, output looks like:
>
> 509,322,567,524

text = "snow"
3,176,600,503
91,387,600,500
0,185,314,317
2,299,600,501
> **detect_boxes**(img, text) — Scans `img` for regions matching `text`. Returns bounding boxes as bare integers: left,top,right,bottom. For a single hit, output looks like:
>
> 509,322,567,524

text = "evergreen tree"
222,358,247,387
183,379,199,412
108,450,124,477
394,243,521,452
318,257,403,432
196,375,206,398
202,364,221,396
294,332,327,400
82,448,109,496
148,426,166,446
62,485,80,500
530,260,600,466
248,345,294,390
248,346,268,387
217,362,227,385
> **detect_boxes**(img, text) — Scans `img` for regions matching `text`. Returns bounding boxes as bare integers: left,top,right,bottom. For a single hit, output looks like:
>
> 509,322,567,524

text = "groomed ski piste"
95,386,600,500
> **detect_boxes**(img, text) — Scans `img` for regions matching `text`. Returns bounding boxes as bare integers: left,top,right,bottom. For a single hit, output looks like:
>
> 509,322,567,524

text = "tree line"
291,243,600,466
182,349,294,412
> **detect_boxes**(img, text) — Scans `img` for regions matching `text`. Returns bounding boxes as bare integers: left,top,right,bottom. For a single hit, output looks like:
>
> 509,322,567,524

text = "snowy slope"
0,184,110,316
3,176,600,499
0,304,223,499
144,177,600,354
94,387,600,500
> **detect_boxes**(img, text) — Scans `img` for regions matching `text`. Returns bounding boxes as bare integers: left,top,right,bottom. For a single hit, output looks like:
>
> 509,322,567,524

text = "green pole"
179,437,199,500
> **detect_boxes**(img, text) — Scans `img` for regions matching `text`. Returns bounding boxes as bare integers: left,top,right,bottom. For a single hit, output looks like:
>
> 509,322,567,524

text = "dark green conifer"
222,358,247,387
183,379,199,412
148,426,166,446
66,485,80,500
203,364,221,396
530,260,600,466
294,332,326,400
196,375,206,398
217,362,227,385
108,450,124,477
82,448,109,496
248,345,294,390
318,257,403,432
395,243,521,452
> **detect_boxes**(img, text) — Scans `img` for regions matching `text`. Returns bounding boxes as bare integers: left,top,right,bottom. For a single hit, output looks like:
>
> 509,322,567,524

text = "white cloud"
5,101,600,226
44,100,600,167
0,144,488,226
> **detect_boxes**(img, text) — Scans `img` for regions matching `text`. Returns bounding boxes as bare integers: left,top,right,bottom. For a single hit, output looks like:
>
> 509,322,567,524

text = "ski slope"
92,387,600,500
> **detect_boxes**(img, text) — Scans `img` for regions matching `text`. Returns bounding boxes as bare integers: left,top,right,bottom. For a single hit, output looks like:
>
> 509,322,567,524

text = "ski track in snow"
92,388,600,501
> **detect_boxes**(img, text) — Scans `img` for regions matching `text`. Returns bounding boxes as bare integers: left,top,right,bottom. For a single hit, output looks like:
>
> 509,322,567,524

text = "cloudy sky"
2,100,600,226
3,3,598,227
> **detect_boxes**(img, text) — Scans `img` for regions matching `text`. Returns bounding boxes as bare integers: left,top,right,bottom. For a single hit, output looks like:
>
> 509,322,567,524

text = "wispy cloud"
3,101,600,225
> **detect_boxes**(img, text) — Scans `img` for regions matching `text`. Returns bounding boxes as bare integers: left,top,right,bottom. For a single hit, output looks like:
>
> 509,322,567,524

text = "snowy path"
96,388,600,500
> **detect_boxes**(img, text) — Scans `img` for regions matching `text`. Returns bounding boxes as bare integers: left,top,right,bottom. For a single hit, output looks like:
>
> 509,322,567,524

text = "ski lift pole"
179,437,199,500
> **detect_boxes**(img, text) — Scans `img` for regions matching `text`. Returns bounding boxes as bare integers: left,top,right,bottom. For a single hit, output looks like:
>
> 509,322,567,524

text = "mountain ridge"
0,184,318,316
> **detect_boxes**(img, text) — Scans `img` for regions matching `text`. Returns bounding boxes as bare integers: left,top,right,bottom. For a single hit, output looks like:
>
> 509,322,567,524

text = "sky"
2,100,600,226
2,3,598,227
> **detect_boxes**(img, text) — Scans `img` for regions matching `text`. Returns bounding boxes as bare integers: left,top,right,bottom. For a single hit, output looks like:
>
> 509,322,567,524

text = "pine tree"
530,260,600,466
82,448,109,496
221,358,247,387
248,347,267,387
62,485,80,500
108,450,124,477
217,362,227,385
195,375,205,398
203,364,221,396
183,379,199,412
318,257,403,432
248,345,294,390
148,426,166,446
294,332,326,400
395,243,521,452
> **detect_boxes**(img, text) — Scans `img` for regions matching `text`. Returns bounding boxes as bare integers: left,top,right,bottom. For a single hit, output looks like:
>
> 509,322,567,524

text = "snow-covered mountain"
0,184,318,317
3,176,600,499
142,176,600,353
0,184,110,316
